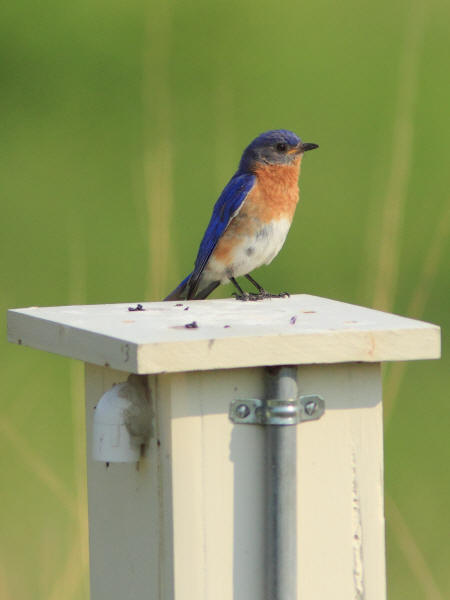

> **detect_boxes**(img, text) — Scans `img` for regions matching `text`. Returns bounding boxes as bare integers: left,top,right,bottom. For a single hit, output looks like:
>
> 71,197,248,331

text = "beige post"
7,294,441,599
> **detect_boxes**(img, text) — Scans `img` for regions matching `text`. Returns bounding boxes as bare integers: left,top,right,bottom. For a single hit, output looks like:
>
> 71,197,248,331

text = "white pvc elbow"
92,375,152,463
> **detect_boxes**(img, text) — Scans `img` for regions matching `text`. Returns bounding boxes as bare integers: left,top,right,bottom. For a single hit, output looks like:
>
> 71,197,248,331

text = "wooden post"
7,295,440,600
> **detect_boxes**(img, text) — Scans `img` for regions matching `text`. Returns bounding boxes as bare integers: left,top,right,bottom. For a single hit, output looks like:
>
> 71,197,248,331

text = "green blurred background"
1,0,449,598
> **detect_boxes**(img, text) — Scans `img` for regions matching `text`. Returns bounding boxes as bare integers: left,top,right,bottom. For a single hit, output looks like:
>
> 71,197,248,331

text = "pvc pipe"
92,375,152,463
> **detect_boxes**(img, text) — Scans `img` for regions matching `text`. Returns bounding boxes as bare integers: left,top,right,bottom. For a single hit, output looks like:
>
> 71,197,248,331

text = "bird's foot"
252,290,290,300
233,291,290,301
232,292,251,301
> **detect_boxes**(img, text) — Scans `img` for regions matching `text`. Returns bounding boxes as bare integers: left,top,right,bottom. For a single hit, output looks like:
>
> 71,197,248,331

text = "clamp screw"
304,400,317,416
235,403,251,419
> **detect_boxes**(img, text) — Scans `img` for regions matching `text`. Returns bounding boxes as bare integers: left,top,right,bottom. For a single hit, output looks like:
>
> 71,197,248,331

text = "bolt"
235,403,250,419
304,400,317,416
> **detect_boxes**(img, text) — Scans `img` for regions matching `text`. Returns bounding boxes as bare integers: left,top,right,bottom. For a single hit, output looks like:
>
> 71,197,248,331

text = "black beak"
301,142,319,152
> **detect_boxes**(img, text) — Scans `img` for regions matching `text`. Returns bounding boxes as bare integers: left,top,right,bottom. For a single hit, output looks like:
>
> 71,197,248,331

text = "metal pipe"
265,366,298,600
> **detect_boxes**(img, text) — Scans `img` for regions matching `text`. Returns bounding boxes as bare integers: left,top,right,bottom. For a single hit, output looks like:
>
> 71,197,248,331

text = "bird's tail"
164,274,220,301
164,274,191,301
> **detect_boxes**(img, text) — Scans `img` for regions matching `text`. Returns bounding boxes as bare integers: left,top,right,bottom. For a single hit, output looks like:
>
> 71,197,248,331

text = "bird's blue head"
238,129,318,173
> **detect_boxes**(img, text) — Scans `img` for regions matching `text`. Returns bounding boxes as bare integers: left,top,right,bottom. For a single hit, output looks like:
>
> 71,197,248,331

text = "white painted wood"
152,363,385,600
297,363,385,600
158,368,266,600
85,364,174,600
7,295,440,373
85,363,385,599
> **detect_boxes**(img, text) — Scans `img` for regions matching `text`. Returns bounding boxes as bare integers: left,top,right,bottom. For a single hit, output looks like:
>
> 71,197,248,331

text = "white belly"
204,218,291,283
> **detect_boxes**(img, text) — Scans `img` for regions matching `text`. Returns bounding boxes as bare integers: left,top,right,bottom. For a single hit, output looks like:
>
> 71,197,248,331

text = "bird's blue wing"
187,172,256,297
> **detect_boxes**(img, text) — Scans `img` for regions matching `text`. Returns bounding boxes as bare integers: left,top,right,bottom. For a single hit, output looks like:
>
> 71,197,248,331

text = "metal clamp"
229,394,325,425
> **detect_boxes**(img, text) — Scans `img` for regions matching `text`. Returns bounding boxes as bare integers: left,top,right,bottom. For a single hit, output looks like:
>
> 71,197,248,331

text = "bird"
164,129,318,301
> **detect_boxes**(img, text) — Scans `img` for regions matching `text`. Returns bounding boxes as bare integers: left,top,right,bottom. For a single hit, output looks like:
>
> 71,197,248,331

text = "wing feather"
187,172,256,297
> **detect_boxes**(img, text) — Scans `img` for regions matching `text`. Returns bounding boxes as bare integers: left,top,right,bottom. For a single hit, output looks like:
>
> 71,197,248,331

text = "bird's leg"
230,277,250,301
245,274,290,300
245,274,267,294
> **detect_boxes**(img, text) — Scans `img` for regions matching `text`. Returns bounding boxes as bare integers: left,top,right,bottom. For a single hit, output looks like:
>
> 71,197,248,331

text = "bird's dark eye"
276,142,287,152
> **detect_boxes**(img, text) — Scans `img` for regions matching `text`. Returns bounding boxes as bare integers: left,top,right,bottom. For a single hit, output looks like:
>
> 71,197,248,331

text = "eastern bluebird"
165,129,318,301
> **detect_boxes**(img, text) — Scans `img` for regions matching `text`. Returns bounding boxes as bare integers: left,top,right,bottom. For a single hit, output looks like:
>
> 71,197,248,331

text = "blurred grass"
1,0,449,598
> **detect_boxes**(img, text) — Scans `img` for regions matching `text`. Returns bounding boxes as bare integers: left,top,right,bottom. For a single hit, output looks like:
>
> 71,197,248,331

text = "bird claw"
232,292,251,301
232,291,290,302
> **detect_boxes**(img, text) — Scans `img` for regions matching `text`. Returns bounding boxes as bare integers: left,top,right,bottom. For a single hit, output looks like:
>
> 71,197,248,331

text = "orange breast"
249,156,302,222
212,157,302,263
